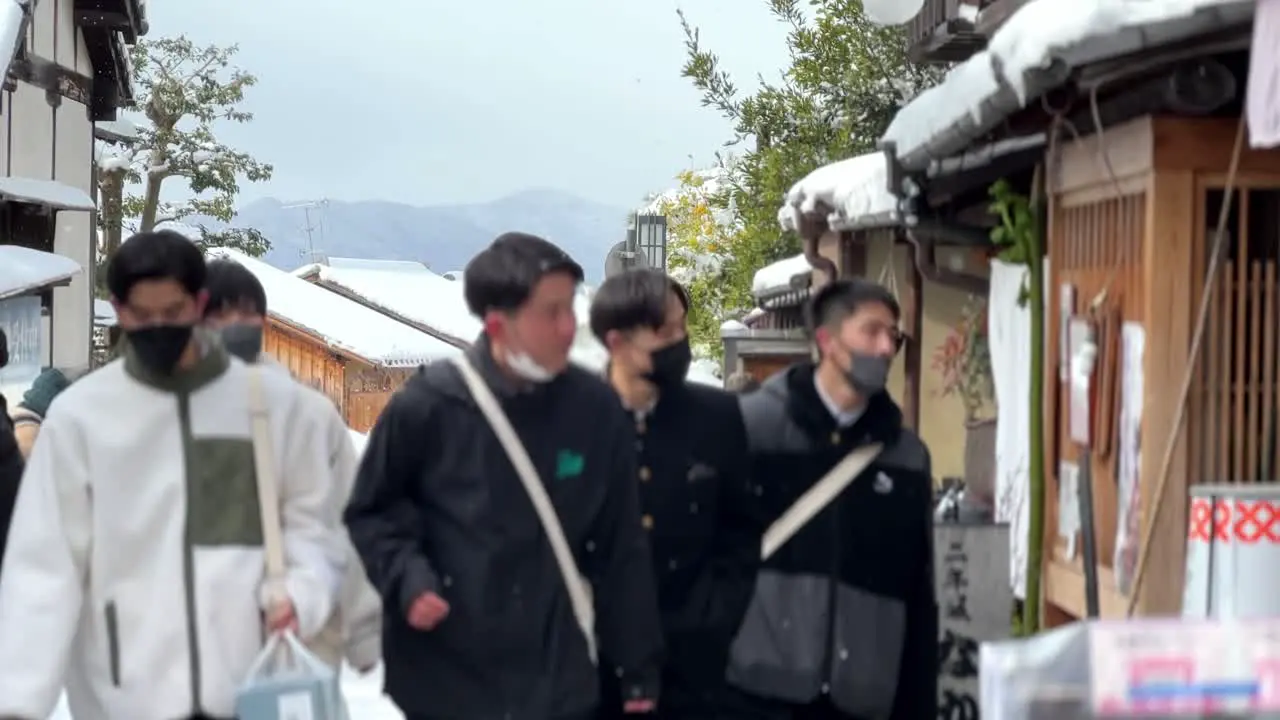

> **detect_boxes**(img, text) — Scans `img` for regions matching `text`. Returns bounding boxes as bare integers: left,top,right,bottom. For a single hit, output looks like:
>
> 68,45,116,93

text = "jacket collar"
776,362,901,446
123,328,229,394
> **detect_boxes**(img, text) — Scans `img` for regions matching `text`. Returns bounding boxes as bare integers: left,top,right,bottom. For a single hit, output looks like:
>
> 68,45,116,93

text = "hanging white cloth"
1247,0,1280,148
988,259,1033,599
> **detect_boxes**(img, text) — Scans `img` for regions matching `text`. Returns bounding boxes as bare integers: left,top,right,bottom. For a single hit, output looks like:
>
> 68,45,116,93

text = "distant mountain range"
203,189,632,281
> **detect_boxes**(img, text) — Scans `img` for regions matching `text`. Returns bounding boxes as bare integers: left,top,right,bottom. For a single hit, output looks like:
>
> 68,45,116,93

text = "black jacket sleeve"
586,409,664,705
702,396,764,638
891,449,938,720
344,381,442,617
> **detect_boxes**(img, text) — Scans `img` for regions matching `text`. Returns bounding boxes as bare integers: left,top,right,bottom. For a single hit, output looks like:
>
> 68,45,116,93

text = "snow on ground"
49,666,405,719
207,248,459,367
314,264,482,347
752,253,813,295
777,151,897,233
0,246,82,300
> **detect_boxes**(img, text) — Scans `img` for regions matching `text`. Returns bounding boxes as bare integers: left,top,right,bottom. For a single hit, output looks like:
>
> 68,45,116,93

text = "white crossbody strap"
248,368,288,593
761,443,883,560
449,356,597,665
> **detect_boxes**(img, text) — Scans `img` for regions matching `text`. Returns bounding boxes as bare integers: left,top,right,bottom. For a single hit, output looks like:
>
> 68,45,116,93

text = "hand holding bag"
235,367,345,720
449,355,598,665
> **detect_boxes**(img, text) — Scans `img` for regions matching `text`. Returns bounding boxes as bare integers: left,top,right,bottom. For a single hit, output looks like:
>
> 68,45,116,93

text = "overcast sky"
146,1,792,209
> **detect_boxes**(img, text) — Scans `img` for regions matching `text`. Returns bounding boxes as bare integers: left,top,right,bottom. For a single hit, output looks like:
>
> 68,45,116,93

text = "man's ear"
603,329,624,353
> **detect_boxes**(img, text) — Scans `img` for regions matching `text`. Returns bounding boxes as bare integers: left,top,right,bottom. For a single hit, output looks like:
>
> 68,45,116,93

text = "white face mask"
506,350,555,383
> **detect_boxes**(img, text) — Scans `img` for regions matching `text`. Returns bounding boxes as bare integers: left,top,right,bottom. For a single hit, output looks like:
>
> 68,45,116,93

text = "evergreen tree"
673,0,941,349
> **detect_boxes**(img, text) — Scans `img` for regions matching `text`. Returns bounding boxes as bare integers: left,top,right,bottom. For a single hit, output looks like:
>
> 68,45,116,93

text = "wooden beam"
975,0,1032,35
902,243,924,430
73,9,130,27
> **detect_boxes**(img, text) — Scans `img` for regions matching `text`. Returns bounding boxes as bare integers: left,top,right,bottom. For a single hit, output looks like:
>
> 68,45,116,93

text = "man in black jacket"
345,233,664,720
589,270,764,720
727,278,937,720
0,329,22,567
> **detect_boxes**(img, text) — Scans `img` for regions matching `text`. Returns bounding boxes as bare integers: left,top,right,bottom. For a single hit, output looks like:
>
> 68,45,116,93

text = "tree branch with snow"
96,35,274,290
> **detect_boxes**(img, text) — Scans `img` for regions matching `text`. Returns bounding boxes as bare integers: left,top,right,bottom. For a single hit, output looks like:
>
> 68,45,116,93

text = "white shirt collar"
814,374,864,428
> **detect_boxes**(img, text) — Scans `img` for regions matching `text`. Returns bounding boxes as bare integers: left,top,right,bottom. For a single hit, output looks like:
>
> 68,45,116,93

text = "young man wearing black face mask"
589,269,765,720
726,278,936,720
0,231,346,720
202,257,384,675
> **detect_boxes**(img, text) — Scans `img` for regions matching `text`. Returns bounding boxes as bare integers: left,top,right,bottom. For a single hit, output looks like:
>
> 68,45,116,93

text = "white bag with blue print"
236,368,347,720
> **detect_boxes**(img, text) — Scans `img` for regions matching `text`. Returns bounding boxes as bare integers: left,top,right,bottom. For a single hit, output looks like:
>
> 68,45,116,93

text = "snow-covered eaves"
94,298,118,327
94,118,140,144
206,248,460,368
752,253,813,296
777,152,898,233
883,0,1253,171
0,1,27,82
0,177,95,211
310,264,481,348
326,257,433,274
0,246,81,301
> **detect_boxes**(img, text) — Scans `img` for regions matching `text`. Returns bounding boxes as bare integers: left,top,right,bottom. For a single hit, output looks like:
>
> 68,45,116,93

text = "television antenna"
282,199,330,263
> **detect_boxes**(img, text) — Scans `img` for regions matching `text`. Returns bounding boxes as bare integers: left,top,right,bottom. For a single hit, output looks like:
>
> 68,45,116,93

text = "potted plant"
933,296,997,506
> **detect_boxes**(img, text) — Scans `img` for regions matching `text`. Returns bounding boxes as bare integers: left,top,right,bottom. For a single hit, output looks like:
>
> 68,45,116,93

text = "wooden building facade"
262,317,416,434
1041,116,1280,620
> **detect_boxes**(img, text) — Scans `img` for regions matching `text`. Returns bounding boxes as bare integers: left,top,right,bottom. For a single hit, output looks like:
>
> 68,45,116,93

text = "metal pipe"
903,230,988,295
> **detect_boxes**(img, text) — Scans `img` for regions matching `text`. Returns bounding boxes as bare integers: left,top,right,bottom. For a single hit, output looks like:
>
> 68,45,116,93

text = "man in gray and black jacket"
728,278,937,720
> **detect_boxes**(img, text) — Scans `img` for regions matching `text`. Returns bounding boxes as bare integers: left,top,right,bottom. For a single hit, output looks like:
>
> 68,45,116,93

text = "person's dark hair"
463,232,585,317
106,230,206,303
725,371,760,394
588,269,687,344
203,259,267,318
806,277,901,333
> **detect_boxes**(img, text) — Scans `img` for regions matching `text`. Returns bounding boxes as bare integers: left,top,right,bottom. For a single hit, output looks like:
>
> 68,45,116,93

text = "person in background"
0,230,345,720
0,329,21,567
345,232,664,720
201,257,383,675
724,372,761,394
10,365,89,459
589,269,764,720
728,278,936,720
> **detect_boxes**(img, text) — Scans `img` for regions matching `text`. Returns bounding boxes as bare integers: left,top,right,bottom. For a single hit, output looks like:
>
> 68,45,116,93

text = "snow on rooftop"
777,152,897,233
752,253,813,295
206,248,459,367
0,246,81,300
883,0,1252,163
155,221,203,241
326,257,433,273
315,264,481,346
95,118,141,142
0,176,94,211
94,298,117,327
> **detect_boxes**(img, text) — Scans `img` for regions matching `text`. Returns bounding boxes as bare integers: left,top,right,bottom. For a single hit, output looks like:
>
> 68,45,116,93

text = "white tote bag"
236,367,345,720
449,356,598,665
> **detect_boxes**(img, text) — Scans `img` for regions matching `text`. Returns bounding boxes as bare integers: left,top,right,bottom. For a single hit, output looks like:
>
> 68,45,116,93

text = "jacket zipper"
104,601,121,687
177,392,205,713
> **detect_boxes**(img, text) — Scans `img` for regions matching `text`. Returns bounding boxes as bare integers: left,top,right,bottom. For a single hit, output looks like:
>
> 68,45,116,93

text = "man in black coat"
727,278,937,720
0,329,23,567
345,233,664,720
589,269,765,720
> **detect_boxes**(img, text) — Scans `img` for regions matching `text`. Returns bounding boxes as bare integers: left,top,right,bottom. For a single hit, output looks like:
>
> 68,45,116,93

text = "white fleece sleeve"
0,414,91,718
327,413,383,669
268,387,346,637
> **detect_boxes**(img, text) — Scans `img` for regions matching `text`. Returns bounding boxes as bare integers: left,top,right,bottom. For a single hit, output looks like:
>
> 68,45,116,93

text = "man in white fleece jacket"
0,231,346,720
202,256,383,672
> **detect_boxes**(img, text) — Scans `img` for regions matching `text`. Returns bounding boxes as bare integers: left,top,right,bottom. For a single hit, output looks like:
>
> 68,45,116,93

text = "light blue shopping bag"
235,630,345,720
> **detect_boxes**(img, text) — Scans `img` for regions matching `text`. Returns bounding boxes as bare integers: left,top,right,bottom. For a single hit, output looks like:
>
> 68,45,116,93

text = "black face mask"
646,337,692,388
218,323,264,362
126,325,194,376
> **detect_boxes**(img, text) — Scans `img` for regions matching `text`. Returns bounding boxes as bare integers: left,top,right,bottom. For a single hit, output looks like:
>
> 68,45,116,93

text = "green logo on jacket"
555,449,585,479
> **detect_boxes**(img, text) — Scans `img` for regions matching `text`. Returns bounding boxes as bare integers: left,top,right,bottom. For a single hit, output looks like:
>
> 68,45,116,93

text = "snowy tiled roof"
310,265,481,347
206,248,459,367
0,176,94,211
326,257,432,273
777,152,898,233
752,253,813,295
0,246,81,300
882,0,1252,169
